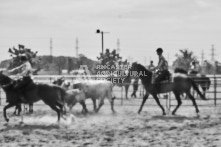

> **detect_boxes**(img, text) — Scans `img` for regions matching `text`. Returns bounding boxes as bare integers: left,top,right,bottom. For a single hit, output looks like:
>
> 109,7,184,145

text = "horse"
174,68,211,97
128,62,206,115
0,71,66,122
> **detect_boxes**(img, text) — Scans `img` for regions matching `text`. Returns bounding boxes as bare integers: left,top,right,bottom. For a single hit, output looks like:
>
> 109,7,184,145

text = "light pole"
96,29,109,54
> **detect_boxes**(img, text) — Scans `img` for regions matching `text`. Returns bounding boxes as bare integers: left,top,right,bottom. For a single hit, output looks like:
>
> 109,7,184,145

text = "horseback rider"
153,48,170,84
189,61,201,75
8,55,34,102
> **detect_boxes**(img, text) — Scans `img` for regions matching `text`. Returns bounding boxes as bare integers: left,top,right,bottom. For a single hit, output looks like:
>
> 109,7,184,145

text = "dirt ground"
0,99,221,147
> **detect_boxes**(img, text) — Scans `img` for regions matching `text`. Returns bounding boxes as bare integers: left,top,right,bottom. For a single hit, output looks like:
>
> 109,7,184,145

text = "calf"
64,89,87,112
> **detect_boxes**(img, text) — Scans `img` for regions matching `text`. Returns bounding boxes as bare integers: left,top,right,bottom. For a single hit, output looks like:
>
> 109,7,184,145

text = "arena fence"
0,75,221,111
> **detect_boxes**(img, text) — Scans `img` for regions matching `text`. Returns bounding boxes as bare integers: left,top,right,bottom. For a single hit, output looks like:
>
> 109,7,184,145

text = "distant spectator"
148,60,155,71
131,77,139,98
201,60,208,75
189,61,201,75
215,61,221,74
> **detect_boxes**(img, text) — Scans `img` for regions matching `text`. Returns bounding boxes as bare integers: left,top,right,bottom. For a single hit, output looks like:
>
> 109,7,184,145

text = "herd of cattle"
52,78,116,114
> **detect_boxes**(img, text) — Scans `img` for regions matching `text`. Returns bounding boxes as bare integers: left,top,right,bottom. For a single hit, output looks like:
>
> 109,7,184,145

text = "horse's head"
0,71,12,86
129,62,151,78
128,62,152,85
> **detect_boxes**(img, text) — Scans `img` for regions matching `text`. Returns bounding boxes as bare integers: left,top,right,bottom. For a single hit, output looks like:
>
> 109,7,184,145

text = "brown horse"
0,71,66,122
174,68,211,97
128,63,206,115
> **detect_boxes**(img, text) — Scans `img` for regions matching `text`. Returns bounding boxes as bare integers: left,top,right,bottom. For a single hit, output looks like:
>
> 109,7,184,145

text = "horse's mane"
132,63,152,84
135,63,152,75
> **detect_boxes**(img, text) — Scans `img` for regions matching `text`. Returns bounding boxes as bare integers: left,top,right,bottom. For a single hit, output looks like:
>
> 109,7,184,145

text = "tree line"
0,45,221,75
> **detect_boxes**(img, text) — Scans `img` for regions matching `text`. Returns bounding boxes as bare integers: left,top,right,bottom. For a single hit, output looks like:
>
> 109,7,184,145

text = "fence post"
214,75,217,106
0,89,1,106
121,87,123,105
166,92,171,113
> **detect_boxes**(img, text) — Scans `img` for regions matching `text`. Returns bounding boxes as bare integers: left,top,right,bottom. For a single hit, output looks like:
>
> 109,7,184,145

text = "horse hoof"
4,123,8,126
19,121,24,125
62,116,67,121
172,112,176,115
6,119,9,122
163,112,166,115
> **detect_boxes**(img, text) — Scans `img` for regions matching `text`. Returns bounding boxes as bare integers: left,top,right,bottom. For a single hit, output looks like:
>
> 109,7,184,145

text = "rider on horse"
8,55,34,102
189,61,201,75
153,48,170,84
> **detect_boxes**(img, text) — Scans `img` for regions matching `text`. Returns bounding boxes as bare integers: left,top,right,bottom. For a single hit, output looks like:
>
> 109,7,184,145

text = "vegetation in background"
0,45,98,75
7,44,40,75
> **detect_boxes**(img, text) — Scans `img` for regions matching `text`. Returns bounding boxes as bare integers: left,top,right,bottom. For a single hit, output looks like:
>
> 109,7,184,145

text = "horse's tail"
190,78,206,100
206,77,211,90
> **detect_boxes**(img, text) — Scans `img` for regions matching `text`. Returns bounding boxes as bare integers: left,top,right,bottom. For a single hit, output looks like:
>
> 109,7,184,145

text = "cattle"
64,89,87,112
73,80,116,113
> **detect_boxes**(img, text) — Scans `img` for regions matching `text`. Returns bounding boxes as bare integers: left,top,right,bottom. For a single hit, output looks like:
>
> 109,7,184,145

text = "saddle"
151,72,173,84
14,76,35,90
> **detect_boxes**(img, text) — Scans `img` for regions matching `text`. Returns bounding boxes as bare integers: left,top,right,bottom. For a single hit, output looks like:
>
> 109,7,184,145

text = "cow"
73,80,116,113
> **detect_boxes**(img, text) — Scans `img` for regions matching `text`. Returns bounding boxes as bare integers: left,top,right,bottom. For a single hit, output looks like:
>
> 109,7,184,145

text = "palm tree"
173,49,197,71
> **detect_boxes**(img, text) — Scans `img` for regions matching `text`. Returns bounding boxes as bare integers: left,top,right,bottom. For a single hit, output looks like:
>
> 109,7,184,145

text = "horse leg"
80,101,88,113
14,104,22,116
49,105,61,122
107,96,115,113
131,91,134,98
186,92,199,114
134,90,137,98
138,93,149,114
202,87,206,97
4,103,15,122
172,92,182,115
125,85,129,99
152,94,166,115
56,101,65,117
96,97,104,113
29,103,33,114
92,98,97,112
13,104,19,115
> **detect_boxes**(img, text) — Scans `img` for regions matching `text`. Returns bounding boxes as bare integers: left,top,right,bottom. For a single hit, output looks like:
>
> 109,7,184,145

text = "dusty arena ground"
0,98,221,147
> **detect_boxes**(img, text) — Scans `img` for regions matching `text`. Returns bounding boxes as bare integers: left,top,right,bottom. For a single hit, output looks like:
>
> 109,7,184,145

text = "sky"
0,0,221,66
